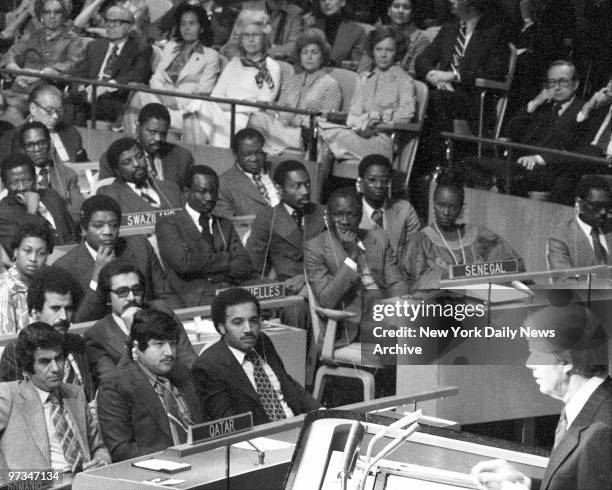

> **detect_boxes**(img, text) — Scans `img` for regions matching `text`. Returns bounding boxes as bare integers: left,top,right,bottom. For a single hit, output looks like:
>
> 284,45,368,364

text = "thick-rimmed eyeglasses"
546,78,573,88
33,101,63,117
23,140,50,151
110,286,144,298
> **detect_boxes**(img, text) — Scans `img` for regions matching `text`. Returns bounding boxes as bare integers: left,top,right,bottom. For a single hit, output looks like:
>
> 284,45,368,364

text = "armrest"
314,306,357,363
377,122,421,132
313,306,357,322
475,78,509,91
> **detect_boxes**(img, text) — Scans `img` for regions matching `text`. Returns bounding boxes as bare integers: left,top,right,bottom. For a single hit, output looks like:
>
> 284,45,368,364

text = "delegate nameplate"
216,282,285,300
450,259,519,279
188,412,253,445
121,208,181,227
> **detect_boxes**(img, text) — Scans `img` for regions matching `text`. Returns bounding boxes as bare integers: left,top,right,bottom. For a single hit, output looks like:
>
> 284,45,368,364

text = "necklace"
433,221,466,265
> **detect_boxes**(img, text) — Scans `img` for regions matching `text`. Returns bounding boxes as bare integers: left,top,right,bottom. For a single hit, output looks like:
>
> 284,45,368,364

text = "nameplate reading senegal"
187,412,253,445
450,259,519,278
121,208,181,227
216,282,286,300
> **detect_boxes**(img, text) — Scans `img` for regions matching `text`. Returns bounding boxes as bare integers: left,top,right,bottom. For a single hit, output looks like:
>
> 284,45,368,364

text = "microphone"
337,421,365,490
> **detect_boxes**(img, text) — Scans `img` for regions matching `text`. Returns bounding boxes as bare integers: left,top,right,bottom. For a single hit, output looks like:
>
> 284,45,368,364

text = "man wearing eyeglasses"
547,175,612,280
214,128,280,218
69,5,152,127
97,309,204,462
18,121,84,223
84,261,196,383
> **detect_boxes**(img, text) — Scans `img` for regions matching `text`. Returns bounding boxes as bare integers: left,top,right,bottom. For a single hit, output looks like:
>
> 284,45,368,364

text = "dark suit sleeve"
114,44,152,85
226,222,252,281
144,239,184,309
0,208,49,256
573,424,612,490
382,240,411,297
415,23,450,80
97,377,142,462
84,330,120,383
460,23,508,84
98,153,114,180
191,356,238,421
245,208,271,275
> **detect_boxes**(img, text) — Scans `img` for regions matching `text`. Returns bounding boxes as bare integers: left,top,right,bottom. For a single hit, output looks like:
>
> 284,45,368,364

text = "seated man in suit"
0,153,79,254
547,175,612,279
192,288,321,425
0,266,96,403
99,104,194,186
156,165,251,307
0,323,110,473
97,309,204,462
574,76,612,160
215,128,280,217
357,154,420,282
0,84,88,163
304,187,410,347
472,302,611,490
414,0,508,144
18,120,84,222
96,137,183,213
85,261,196,382
54,195,183,322
69,5,152,126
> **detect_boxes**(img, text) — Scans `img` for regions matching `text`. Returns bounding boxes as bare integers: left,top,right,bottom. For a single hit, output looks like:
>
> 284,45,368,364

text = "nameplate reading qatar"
120,208,181,227
187,412,253,445
450,259,519,279
216,282,286,300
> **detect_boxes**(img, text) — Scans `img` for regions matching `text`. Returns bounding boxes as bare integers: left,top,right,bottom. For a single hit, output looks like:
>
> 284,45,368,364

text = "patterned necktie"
145,154,158,180
252,173,271,204
38,167,50,189
291,208,303,231
553,408,568,449
137,183,160,208
371,209,384,228
198,214,214,247
591,228,608,264
451,22,467,73
154,377,193,444
244,350,286,422
240,56,275,90
47,391,85,471
102,44,119,80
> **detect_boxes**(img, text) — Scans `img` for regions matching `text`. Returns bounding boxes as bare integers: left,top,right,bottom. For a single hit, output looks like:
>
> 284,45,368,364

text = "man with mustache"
84,262,196,383
0,266,96,403
0,323,111,474
192,288,321,426
97,309,204,462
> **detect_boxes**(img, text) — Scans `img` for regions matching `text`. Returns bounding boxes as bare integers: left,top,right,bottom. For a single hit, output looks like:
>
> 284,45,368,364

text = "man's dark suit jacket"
0,122,88,163
0,332,96,402
98,142,194,186
415,16,509,86
575,104,612,159
96,178,182,214
313,18,365,66
54,235,183,322
0,189,79,255
73,32,152,86
191,334,321,426
215,165,271,218
246,203,326,280
156,210,252,307
84,312,197,384
97,356,204,462
540,376,612,490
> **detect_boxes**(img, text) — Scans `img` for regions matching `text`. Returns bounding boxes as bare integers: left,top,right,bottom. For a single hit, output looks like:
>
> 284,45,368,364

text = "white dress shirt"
126,181,161,207
241,168,280,207
576,214,609,253
185,203,212,233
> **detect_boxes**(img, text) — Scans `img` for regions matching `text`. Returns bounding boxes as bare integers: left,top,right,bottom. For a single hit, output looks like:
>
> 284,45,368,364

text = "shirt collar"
226,343,247,366
110,38,128,54
33,383,56,405
464,15,481,36
565,376,606,427
557,96,575,116
111,313,129,336
576,213,599,237
85,241,98,261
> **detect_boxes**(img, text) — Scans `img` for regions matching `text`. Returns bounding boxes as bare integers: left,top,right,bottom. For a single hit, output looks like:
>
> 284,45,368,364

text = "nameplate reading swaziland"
121,208,181,227
188,412,253,445
216,282,285,300
450,259,519,278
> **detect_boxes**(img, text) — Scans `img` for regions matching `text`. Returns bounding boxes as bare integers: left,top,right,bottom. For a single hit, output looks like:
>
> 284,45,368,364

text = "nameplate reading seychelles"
188,412,253,445
216,282,285,300
121,208,181,227
450,259,519,278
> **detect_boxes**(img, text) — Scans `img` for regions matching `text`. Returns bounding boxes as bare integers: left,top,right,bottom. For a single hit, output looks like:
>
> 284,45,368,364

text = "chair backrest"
493,43,518,140
305,280,325,358
397,79,429,187
324,67,359,113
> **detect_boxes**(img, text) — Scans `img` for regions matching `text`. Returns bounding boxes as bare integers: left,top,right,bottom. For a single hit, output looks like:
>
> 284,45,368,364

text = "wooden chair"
306,281,382,402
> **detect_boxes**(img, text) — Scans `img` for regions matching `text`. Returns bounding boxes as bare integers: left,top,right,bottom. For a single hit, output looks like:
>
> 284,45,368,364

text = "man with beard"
96,137,183,213
0,266,96,402
98,104,193,187
97,309,204,462
54,195,183,322
18,120,84,222
84,262,196,383
192,288,320,426
547,175,612,279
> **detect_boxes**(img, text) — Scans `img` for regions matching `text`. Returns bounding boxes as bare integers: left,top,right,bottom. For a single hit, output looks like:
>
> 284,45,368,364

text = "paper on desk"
233,437,295,451
132,459,190,472
142,477,186,486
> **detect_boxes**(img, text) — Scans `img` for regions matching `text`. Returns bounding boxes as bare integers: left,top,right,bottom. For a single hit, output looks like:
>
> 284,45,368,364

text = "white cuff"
344,257,358,271
89,280,98,292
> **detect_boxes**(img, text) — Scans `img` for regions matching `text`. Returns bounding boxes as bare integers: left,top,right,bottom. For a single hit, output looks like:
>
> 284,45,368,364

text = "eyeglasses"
105,18,133,26
23,139,50,151
546,78,573,88
33,101,63,117
42,9,63,15
581,198,611,213
110,285,145,298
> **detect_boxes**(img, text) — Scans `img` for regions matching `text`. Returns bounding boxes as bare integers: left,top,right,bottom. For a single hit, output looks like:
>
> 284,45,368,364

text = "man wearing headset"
97,309,204,462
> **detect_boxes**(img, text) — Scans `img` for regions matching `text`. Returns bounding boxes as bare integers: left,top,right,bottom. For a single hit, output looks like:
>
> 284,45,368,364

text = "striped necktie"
101,44,119,80
553,408,567,449
47,391,86,471
451,22,467,73
253,173,271,204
